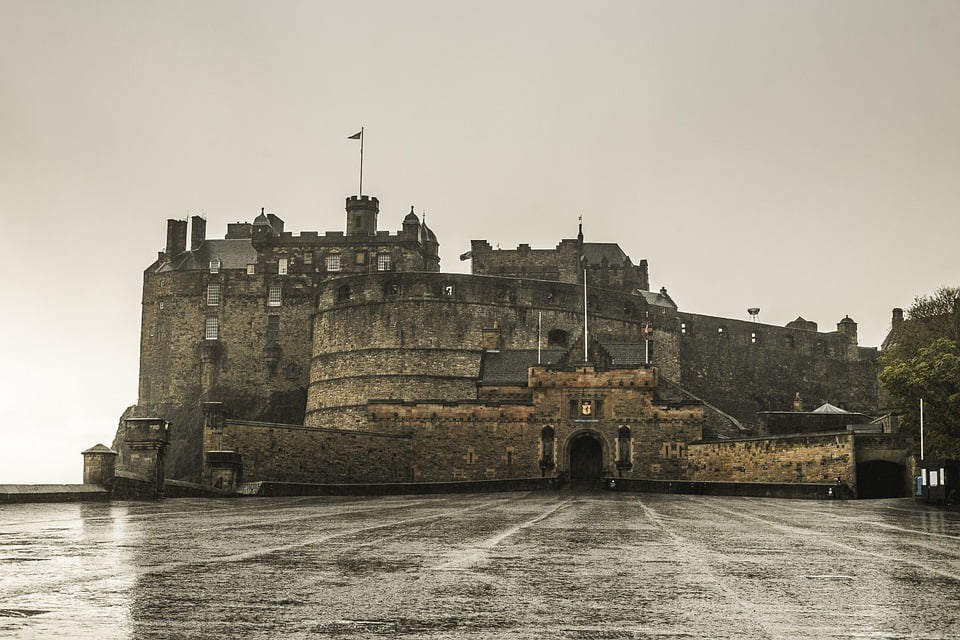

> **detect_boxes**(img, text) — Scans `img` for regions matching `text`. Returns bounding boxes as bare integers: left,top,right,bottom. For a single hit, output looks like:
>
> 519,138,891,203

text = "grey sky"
1,0,958,482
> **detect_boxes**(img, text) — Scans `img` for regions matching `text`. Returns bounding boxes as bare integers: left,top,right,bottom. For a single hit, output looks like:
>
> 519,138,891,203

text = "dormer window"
209,259,220,274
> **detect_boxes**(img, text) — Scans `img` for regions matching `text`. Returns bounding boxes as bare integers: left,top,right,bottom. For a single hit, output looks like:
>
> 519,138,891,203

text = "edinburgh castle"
113,193,910,498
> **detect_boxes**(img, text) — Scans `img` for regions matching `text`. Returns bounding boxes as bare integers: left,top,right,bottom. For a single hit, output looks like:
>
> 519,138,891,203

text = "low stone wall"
111,471,162,500
606,477,853,500
686,432,857,492
164,479,238,498
241,477,557,497
207,420,414,484
0,484,110,504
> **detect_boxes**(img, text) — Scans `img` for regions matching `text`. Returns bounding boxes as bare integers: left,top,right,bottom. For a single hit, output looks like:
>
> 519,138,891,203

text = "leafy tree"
879,286,960,459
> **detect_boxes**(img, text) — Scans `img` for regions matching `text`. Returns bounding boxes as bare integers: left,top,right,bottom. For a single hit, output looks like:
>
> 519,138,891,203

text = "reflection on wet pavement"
1,493,958,638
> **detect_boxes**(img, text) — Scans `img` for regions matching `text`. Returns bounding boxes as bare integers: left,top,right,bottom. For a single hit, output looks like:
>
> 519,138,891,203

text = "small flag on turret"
459,251,473,261
348,131,362,139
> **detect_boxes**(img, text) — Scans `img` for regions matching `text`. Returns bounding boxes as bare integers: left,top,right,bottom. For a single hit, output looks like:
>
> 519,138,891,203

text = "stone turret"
402,206,420,238
251,208,276,247
346,195,379,235
837,316,858,344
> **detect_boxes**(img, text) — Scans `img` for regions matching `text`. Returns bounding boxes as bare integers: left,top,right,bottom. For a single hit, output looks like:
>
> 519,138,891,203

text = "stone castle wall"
305,272,682,429
206,420,414,484
686,433,858,491
677,312,879,424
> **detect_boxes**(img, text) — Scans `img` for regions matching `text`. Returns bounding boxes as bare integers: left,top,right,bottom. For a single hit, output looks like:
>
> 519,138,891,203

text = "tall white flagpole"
538,312,542,364
583,267,588,362
920,397,924,461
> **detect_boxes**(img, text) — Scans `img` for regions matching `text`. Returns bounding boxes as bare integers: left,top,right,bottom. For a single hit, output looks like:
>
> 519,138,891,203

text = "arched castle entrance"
568,432,604,481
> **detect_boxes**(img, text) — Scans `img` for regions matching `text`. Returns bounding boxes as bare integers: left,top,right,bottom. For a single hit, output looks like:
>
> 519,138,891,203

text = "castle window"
209,259,220,274
384,282,400,297
266,314,280,341
681,321,690,335
268,284,281,307
540,427,555,469
717,326,727,338
355,251,366,265
246,264,256,275
618,426,632,466
303,252,313,265
377,254,392,271
751,331,760,345
206,284,221,306
785,335,795,349
278,258,288,275
204,316,219,341
326,254,341,272
443,284,454,297
548,329,569,347
336,284,351,303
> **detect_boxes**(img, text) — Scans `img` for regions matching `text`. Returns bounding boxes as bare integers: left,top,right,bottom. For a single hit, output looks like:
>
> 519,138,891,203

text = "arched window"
336,284,351,303
540,427,555,470
617,426,632,467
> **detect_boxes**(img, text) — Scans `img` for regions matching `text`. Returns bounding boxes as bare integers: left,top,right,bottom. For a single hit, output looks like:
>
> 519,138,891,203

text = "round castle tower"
304,272,660,430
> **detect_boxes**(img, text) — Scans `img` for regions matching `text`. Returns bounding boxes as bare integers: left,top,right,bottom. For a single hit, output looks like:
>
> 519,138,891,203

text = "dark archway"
857,461,907,499
569,434,603,481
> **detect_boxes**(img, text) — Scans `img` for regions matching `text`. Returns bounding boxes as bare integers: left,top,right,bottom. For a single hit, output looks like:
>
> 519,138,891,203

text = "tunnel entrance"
569,434,603,481
857,460,908,499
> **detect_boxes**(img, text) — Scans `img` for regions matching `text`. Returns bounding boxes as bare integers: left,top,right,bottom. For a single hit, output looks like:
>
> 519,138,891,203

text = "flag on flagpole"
348,131,362,139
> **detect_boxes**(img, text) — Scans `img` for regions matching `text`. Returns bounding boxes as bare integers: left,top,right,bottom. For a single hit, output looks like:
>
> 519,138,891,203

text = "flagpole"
920,397,924,461
583,267,589,362
359,127,364,196
538,312,542,365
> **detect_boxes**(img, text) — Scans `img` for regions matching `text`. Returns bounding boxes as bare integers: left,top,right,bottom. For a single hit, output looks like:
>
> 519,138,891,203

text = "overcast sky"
2,1,958,483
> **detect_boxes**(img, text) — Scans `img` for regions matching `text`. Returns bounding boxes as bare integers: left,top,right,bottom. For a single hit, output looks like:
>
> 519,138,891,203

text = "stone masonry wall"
207,420,414,483
686,433,857,491
306,272,679,429
678,312,879,426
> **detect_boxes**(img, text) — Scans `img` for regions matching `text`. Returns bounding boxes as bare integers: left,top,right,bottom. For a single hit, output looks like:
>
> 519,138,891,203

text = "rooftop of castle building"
479,349,566,386
636,289,677,309
157,239,258,273
597,341,648,367
582,243,629,266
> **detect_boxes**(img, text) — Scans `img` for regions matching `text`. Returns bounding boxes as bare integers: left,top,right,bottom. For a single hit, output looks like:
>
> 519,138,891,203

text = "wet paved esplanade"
1,492,958,639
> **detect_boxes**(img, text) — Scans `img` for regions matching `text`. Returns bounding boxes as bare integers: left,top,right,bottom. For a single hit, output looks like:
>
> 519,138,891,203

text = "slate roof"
635,289,677,309
480,349,566,386
583,243,628,266
598,342,647,367
157,239,259,273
